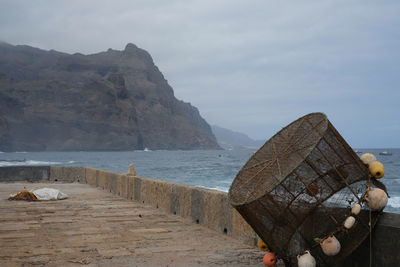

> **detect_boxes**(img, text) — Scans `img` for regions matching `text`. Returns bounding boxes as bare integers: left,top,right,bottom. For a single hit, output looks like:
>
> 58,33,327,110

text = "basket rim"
228,112,328,206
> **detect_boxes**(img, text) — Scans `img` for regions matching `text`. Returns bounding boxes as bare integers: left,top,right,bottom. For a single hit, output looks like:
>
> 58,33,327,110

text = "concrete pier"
1,166,400,266
0,182,265,266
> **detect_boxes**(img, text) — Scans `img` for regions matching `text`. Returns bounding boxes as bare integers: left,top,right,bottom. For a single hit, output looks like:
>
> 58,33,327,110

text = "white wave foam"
388,197,400,208
135,148,152,152
28,160,63,165
197,185,229,192
15,151,28,153
210,186,229,192
0,160,63,167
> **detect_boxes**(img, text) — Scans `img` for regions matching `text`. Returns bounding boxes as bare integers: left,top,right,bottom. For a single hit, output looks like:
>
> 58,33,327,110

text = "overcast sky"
1,0,399,148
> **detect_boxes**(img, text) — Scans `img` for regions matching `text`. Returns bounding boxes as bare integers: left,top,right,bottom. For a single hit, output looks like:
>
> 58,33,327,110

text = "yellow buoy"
360,153,376,165
369,161,385,179
257,237,269,251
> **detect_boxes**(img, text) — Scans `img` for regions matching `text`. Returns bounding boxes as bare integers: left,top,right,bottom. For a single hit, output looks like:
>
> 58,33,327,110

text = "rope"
367,174,373,267
369,208,372,267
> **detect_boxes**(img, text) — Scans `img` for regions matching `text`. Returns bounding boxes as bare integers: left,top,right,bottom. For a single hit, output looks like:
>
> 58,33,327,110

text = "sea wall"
0,165,256,244
0,166,50,182
81,167,257,245
1,166,400,266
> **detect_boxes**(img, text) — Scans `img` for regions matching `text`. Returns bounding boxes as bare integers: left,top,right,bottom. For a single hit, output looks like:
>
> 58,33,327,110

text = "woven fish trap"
229,112,379,266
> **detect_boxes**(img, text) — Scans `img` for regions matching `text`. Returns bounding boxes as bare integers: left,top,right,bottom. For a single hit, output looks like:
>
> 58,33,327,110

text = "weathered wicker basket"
229,113,378,266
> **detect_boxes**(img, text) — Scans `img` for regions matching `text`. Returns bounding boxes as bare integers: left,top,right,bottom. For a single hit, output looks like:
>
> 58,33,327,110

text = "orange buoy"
263,252,277,266
321,235,341,256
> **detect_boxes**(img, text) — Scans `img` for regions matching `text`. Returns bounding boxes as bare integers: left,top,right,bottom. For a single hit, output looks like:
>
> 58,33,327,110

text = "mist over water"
1,148,399,213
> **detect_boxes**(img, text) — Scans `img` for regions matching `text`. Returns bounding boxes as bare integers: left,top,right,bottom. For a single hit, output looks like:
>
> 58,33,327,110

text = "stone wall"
0,166,50,182
50,166,86,183
82,167,257,245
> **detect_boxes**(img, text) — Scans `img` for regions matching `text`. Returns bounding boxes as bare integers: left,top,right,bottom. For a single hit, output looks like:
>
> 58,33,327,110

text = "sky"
0,0,399,148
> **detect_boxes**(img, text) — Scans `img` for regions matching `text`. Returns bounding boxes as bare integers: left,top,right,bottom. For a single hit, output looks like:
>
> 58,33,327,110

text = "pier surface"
0,183,265,267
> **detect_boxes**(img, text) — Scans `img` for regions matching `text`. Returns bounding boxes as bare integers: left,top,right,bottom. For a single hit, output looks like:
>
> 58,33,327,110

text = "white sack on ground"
32,188,68,200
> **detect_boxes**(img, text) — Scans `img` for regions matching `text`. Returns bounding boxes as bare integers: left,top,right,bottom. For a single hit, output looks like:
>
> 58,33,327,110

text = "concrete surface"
1,166,258,247
0,182,267,267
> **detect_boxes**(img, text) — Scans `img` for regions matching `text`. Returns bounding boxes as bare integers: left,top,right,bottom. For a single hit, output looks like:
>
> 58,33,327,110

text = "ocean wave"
0,159,65,167
197,185,229,192
388,197,400,208
135,148,152,152
209,186,229,192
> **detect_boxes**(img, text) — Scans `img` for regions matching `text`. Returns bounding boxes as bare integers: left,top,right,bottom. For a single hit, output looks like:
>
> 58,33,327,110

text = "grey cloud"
1,0,399,147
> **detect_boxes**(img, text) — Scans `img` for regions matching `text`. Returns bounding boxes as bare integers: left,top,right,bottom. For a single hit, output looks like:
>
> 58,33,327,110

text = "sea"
1,148,399,213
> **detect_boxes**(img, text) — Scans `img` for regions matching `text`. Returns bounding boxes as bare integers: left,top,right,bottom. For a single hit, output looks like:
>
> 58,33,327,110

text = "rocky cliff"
211,125,265,149
0,42,220,151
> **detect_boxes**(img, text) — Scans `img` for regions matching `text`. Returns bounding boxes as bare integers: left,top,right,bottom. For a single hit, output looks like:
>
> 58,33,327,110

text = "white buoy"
351,203,361,215
297,250,316,267
366,188,388,211
344,216,356,229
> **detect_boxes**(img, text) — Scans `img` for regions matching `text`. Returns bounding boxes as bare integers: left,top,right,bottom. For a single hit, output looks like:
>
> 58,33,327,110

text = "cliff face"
0,42,220,151
211,125,264,149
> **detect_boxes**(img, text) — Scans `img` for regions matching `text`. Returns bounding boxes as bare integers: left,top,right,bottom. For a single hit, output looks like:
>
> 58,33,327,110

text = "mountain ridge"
211,125,264,149
0,42,220,151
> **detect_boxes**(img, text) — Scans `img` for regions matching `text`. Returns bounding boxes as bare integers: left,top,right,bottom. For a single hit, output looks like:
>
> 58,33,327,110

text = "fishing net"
8,190,40,201
229,112,379,266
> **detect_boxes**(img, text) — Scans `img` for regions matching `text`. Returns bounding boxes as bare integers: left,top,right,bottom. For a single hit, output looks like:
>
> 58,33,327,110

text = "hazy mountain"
211,125,265,149
0,42,220,151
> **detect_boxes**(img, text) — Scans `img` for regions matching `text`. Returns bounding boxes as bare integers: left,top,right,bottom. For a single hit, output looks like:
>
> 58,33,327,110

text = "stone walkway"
0,183,267,267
